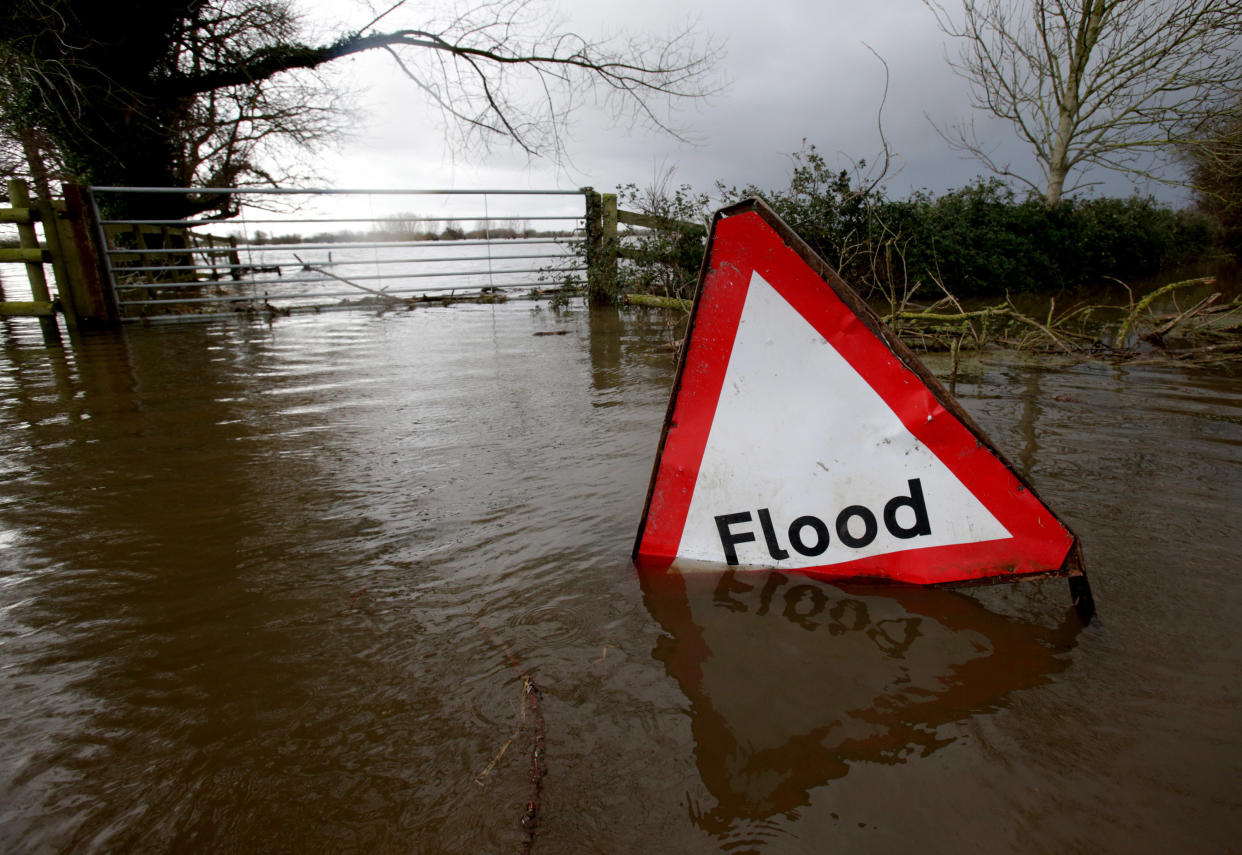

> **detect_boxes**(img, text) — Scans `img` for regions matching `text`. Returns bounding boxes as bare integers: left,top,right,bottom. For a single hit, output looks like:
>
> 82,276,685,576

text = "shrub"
597,144,1219,305
747,160,1217,298
612,181,712,301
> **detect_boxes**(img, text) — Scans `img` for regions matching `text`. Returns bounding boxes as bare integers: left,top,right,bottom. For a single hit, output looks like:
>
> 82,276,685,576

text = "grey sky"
299,0,1185,205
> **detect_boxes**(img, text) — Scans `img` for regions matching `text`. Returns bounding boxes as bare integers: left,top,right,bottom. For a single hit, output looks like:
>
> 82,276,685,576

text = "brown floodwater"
0,304,1238,853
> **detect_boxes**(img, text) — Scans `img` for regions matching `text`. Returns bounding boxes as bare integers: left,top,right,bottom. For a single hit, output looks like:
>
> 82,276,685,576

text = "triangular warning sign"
634,199,1092,606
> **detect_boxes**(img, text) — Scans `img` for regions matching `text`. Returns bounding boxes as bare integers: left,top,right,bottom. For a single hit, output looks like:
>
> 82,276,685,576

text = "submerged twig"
1003,298,1076,355
475,681,527,786
470,616,548,854
520,676,546,850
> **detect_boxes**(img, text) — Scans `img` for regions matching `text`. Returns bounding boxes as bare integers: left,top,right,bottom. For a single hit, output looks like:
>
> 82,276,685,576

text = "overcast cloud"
299,0,1187,206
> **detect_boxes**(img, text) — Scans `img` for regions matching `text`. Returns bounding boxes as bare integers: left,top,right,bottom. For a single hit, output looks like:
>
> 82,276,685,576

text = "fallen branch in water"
625,273,1240,364
470,616,547,854
1129,339,1242,366
624,293,692,311
1143,293,1220,346
1114,277,1215,349
888,299,1086,355
520,676,546,850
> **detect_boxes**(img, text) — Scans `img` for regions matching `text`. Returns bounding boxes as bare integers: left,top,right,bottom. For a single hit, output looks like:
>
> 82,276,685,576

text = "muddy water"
0,304,1238,853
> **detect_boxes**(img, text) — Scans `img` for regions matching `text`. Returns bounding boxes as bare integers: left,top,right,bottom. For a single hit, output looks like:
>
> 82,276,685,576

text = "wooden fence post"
583,187,602,294
227,235,242,281
6,179,61,342
584,189,619,306
6,180,52,304
601,192,618,303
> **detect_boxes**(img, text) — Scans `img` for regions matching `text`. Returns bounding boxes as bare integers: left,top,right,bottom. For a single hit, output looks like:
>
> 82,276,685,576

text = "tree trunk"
18,128,52,201
1045,114,1073,206
1041,0,1108,207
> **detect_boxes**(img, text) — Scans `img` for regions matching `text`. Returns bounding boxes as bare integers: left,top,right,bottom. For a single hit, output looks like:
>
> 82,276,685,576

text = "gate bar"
105,238,577,255
91,187,585,196
114,266,573,290
101,215,581,226
116,252,566,274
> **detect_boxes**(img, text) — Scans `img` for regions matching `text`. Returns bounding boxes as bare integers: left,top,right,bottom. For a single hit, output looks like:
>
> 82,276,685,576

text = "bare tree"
925,0,1242,205
0,0,723,217
167,0,354,193
1184,97,1242,250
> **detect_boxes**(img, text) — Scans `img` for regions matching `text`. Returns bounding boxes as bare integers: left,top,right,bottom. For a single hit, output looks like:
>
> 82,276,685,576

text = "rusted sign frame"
632,197,1095,621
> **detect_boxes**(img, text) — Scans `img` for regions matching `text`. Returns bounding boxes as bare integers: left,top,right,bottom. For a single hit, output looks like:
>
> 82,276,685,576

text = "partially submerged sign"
633,198,1093,616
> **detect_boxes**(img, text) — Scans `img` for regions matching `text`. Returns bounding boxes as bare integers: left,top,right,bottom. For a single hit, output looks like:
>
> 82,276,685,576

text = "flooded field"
0,303,1238,853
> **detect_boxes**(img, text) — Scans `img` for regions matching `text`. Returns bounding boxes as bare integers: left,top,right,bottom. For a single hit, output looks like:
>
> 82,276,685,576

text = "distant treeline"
245,218,571,246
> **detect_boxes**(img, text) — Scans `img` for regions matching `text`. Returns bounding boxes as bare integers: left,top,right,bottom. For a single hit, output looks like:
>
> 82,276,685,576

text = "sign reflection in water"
641,569,1080,832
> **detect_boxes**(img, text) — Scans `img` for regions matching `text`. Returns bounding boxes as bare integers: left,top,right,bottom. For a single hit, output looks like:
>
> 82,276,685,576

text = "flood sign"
633,199,1093,617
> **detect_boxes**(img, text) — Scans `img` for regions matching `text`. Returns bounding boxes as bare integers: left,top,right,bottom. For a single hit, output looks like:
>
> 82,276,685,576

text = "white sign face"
677,272,1011,569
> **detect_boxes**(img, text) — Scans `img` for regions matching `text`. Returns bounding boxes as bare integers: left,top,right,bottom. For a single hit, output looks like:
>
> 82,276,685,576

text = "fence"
0,182,701,339
581,189,706,308
0,179,118,340
88,187,590,320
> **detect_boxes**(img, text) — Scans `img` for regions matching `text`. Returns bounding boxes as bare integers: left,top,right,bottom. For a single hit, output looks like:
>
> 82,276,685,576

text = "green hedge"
621,146,1219,302
880,180,1217,296
724,145,1218,299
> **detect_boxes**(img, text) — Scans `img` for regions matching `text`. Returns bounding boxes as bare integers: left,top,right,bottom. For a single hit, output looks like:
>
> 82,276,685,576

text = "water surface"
0,304,1238,853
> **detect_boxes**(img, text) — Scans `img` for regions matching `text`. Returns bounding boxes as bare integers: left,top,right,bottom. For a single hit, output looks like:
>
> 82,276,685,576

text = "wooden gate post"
35,196,79,331
56,183,120,328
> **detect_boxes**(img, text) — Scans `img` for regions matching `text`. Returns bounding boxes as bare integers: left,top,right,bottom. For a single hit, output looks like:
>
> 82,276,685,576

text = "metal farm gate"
88,187,591,321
